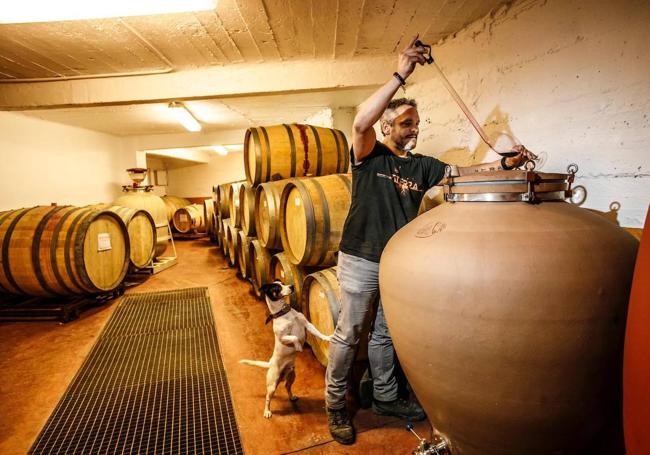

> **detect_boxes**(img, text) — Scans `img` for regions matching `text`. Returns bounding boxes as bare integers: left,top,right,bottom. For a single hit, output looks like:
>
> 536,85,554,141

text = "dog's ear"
260,283,276,297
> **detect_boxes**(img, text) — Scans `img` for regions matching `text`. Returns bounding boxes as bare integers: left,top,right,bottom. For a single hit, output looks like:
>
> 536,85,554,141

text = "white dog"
240,281,333,418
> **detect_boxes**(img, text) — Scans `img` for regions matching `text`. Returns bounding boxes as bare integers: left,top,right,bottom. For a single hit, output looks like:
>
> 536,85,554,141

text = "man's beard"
398,137,417,152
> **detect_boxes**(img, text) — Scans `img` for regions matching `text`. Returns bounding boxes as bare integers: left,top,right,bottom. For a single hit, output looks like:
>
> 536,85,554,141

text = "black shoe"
372,397,426,421
327,407,355,445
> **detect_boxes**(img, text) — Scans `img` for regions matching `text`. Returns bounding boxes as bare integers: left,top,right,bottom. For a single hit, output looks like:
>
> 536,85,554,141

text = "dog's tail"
239,359,271,369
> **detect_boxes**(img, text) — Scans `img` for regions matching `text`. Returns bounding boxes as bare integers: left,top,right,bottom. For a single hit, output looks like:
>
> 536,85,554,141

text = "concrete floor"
0,239,431,454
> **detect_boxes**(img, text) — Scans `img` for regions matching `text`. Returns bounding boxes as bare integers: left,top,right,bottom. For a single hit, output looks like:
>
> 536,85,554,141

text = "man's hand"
397,35,428,81
504,144,537,169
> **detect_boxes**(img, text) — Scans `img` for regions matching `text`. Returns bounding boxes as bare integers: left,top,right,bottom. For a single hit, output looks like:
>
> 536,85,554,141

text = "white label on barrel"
294,197,301,207
98,233,112,251
263,200,267,207
319,291,325,299
280,270,285,279
180,214,188,222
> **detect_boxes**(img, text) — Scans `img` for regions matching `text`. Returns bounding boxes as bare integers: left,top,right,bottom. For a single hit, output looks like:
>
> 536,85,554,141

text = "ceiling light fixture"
0,0,217,24
168,102,202,132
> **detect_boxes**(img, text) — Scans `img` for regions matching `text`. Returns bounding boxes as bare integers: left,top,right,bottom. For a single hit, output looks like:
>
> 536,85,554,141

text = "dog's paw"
263,410,272,419
289,395,299,402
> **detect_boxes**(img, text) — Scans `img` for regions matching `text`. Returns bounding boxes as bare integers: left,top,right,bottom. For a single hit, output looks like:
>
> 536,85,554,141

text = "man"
326,36,535,445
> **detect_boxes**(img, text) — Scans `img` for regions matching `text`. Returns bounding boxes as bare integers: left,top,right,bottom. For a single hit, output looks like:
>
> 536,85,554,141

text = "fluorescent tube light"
0,0,217,24
169,102,202,132
212,145,229,156
224,144,244,152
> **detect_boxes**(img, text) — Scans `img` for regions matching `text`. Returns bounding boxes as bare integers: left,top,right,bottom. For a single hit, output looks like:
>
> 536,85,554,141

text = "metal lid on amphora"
443,162,578,203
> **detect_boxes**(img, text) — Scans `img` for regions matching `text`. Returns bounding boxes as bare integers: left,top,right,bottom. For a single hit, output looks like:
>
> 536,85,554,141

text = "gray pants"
325,251,398,410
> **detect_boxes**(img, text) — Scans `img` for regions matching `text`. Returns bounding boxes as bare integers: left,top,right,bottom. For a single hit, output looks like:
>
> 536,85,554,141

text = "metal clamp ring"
524,160,536,171
570,185,587,205
444,164,460,178
609,201,621,212
567,163,579,175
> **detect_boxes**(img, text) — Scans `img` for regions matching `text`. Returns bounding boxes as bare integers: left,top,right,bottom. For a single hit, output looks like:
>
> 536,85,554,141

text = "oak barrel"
0,206,129,296
215,212,223,248
225,224,240,267
172,204,205,234
105,205,156,269
236,231,253,279
228,182,245,227
204,199,216,240
216,180,244,218
255,180,292,250
248,239,272,299
114,188,170,258
215,217,222,247
244,124,349,185
216,183,230,218
302,267,369,367
239,183,256,236
270,252,314,310
220,218,230,256
162,195,191,222
303,267,340,367
280,174,352,266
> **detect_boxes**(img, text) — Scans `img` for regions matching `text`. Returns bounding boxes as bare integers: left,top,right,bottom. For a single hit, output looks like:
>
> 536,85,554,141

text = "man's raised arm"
351,36,427,162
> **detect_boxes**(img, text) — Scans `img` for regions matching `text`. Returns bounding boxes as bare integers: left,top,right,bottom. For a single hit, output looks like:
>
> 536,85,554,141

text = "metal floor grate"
30,287,243,455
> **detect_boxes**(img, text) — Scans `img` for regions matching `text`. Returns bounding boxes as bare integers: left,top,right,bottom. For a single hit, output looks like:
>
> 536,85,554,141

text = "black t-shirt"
339,141,447,263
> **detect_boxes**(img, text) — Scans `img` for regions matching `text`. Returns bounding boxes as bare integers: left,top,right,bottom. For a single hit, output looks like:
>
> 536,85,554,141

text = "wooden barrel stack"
0,206,130,297
211,123,353,366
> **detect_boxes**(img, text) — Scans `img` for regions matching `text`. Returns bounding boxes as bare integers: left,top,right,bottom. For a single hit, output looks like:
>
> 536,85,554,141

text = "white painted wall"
332,107,355,148
0,111,133,211
303,109,334,128
165,152,246,197
385,0,649,227
123,129,247,198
